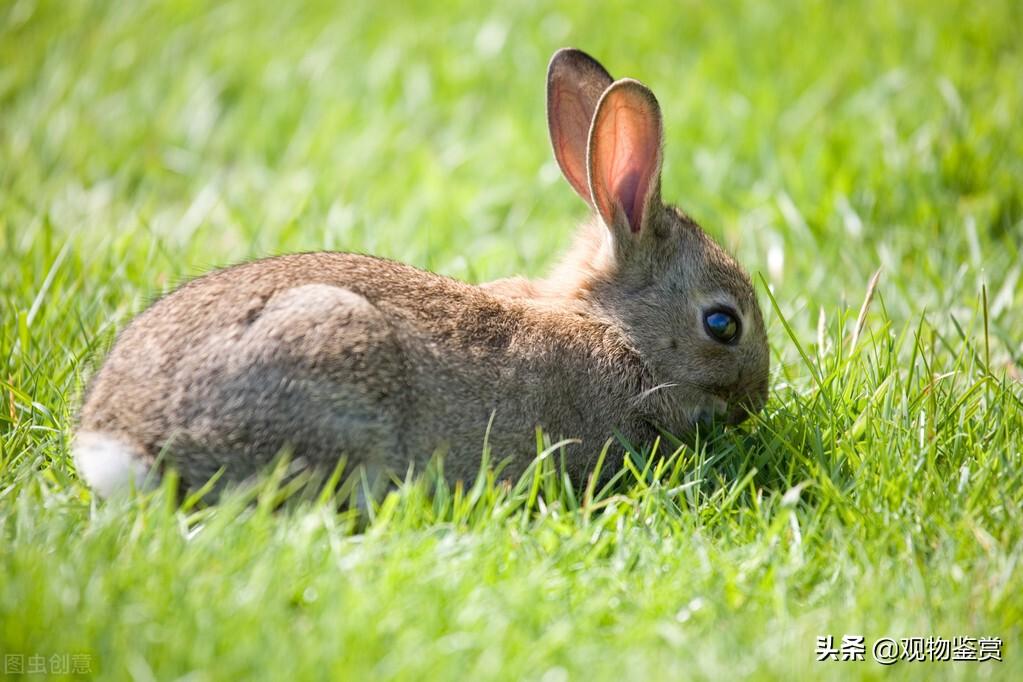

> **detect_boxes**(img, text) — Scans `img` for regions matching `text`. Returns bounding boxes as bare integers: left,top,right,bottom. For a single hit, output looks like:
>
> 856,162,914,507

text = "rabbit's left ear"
547,48,614,206
587,79,663,239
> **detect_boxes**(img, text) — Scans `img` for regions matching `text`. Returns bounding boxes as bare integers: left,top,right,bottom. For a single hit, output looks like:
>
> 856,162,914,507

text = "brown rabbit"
73,48,770,498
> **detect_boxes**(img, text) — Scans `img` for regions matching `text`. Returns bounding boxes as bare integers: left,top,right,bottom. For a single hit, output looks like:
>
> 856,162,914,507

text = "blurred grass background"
1,0,1021,680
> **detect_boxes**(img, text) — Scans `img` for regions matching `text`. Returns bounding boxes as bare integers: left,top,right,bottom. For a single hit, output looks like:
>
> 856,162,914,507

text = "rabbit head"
544,48,769,429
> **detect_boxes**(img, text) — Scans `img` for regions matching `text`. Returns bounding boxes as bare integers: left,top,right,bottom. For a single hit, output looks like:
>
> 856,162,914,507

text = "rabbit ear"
587,79,664,238
547,48,614,205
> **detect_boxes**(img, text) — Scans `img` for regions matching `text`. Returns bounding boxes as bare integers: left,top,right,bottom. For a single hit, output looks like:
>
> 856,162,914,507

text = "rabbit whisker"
631,382,679,406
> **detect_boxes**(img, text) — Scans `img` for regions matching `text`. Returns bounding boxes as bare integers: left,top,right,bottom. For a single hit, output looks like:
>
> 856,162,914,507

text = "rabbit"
72,48,770,499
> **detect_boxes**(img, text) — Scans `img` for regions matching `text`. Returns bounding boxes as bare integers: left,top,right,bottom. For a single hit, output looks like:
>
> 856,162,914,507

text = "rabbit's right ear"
587,79,664,242
546,48,614,205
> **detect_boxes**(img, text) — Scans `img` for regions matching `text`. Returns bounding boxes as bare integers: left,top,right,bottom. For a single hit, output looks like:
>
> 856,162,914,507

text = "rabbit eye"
703,308,741,345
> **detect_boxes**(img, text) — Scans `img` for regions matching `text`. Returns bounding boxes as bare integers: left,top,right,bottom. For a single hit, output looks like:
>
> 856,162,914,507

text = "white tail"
72,431,150,497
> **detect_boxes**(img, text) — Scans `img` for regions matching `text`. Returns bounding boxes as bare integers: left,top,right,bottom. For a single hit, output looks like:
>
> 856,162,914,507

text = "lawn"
2,0,1022,679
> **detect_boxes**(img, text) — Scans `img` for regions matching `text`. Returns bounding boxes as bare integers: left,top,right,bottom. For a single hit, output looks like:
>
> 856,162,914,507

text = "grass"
2,0,1022,679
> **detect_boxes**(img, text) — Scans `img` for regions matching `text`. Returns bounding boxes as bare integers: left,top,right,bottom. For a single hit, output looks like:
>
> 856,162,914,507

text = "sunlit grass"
1,0,1021,679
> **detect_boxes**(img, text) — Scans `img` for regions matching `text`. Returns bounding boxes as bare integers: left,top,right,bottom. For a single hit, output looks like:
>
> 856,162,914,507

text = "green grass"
2,0,1022,679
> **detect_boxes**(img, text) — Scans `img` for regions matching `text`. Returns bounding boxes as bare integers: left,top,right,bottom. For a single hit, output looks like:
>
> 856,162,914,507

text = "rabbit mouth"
630,382,744,429
692,397,729,427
